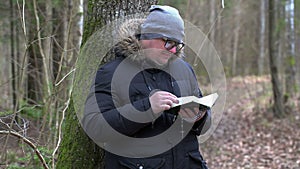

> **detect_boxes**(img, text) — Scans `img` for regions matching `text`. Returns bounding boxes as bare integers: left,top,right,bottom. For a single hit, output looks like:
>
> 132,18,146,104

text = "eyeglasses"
162,38,184,53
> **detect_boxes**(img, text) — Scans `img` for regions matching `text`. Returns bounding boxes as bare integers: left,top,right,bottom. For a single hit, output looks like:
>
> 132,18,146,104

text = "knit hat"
140,5,185,43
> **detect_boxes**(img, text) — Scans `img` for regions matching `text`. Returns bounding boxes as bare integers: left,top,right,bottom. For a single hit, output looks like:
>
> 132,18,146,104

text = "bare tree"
10,0,17,110
269,0,285,118
258,0,266,75
209,0,216,42
232,0,241,76
284,0,297,100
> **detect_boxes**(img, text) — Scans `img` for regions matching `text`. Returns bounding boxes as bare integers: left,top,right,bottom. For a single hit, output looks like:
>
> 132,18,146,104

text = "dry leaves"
201,76,300,169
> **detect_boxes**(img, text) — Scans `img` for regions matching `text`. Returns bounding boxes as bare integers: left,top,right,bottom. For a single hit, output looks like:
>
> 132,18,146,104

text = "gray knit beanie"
140,5,185,43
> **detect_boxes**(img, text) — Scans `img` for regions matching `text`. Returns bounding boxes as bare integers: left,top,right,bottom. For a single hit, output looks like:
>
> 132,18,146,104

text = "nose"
169,47,176,54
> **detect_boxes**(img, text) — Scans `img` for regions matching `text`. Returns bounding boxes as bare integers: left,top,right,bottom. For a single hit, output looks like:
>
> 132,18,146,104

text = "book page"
171,93,218,108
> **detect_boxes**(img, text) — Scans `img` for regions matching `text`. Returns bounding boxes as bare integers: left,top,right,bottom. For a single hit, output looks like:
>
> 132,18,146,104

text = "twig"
55,68,76,86
221,0,225,8
33,0,51,98
193,8,224,66
51,95,70,168
54,2,78,85
0,130,49,169
16,0,27,38
52,71,74,168
33,0,53,146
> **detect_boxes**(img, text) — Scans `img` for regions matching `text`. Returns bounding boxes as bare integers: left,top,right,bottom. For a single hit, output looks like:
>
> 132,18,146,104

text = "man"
82,5,211,169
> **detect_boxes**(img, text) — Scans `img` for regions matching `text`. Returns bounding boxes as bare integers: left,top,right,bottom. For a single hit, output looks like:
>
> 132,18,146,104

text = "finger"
160,99,174,107
178,109,188,118
158,91,179,103
184,108,196,118
161,95,178,104
179,108,193,118
160,104,171,111
198,109,207,118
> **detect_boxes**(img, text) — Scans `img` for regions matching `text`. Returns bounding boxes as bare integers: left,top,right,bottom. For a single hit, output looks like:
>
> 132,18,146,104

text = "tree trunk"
284,0,297,100
56,0,158,168
232,0,241,76
258,0,266,75
269,0,285,118
56,99,105,168
296,0,300,89
209,0,216,42
10,0,18,110
27,23,43,104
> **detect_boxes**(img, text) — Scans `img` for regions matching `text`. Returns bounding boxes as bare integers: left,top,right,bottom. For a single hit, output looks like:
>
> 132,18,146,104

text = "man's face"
140,39,176,66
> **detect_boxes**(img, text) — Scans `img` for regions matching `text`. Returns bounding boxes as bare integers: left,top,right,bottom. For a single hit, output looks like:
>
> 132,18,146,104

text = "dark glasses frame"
162,37,185,53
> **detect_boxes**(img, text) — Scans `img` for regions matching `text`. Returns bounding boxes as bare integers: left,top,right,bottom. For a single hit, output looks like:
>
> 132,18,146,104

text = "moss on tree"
56,99,104,169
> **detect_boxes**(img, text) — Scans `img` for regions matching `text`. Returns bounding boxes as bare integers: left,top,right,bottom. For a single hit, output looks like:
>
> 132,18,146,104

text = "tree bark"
269,0,285,118
209,0,216,42
258,0,266,75
284,0,297,99
56,99,105,168
232,0,241,76
27,24,43,104
10,0,18,111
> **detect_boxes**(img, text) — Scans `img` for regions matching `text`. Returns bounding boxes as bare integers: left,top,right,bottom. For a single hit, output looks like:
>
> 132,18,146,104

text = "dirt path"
200,76,300,169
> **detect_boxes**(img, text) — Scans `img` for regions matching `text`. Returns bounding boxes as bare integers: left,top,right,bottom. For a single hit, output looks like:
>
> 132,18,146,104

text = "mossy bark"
56,99,104,169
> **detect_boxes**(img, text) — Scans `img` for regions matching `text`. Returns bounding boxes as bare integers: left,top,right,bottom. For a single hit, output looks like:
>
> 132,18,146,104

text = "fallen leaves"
201,76,300,169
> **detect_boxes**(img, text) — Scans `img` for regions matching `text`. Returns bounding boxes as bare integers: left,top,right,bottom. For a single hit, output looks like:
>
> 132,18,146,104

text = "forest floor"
200,76,300,169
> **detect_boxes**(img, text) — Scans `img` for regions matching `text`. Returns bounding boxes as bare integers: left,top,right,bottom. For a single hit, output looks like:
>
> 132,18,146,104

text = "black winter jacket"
82,20,211,169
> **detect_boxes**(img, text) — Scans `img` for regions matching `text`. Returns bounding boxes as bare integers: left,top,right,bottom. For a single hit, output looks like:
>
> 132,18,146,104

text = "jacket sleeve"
191,109,212,136
185,63,212,136
82,67,155,143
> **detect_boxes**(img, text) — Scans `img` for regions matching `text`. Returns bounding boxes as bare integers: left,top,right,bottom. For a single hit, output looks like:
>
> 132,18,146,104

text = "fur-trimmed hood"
114,18,144,62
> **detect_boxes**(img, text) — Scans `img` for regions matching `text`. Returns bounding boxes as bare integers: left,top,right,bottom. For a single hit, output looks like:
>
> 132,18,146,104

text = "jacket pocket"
187,151,209,169
119,158,166,169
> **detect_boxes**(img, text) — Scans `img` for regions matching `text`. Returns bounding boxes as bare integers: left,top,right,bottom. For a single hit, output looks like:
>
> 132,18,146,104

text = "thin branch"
16,0,27,39
0,130,49,169
54,4,78,85
55,68,76,86
221,0,225,8
193,8,224,66
33,0,51,98
52,68,74,168
51,90,71,168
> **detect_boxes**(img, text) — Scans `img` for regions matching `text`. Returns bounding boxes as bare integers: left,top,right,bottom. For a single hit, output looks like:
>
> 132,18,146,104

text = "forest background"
0,0,299,168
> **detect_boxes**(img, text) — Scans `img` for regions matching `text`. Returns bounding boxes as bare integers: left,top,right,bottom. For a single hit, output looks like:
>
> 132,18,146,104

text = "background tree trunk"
258,0,266,75
56,0,158,168
284,0,297,100
269,0,285,118
209,0,216,42
10,0,17,110
27,17,43,105
231,0,241,76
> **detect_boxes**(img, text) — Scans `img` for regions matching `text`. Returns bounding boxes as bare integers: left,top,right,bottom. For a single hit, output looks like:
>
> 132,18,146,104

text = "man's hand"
149,91,179,114
179,107,206,123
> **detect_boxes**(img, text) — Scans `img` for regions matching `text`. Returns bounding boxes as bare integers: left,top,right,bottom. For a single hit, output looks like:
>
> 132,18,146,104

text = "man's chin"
145,58,169,69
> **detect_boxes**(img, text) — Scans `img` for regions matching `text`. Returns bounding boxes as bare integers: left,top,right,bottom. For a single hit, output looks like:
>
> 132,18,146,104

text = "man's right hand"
149,91,179,114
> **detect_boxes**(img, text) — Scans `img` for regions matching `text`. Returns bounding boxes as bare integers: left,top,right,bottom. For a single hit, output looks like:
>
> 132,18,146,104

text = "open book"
171,93,219,110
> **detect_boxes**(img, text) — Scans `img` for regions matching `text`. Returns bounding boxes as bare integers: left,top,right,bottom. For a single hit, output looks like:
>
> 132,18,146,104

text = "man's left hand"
178,107,206,123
